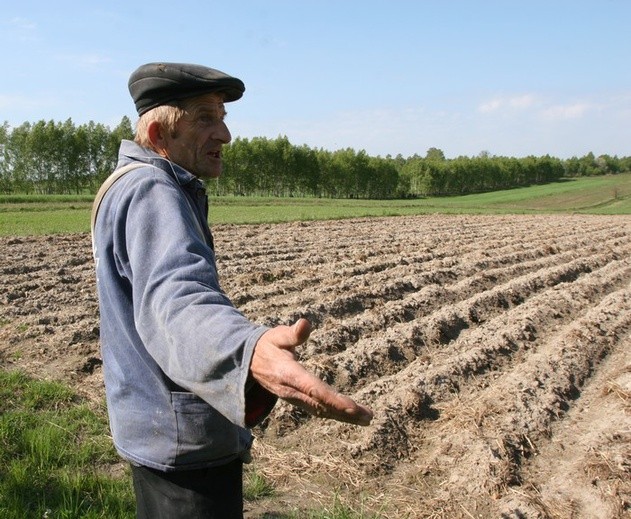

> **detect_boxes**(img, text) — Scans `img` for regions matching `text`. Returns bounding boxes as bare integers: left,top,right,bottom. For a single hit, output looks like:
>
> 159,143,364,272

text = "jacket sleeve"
111,168,273,428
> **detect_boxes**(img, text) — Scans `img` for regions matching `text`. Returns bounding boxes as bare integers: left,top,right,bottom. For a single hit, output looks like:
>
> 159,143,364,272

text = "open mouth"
209,151,221,159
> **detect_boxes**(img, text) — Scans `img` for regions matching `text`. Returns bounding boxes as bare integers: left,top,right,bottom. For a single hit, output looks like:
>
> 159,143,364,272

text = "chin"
203,172,222,180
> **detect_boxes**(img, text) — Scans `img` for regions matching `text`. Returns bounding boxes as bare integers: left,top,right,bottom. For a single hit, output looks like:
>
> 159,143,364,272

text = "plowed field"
1,214,630,518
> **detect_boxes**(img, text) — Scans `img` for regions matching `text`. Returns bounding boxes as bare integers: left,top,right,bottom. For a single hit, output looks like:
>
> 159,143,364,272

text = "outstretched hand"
249,318,373,426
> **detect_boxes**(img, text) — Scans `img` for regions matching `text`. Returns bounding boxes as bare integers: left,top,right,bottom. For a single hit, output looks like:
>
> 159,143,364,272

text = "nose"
214,121,231,144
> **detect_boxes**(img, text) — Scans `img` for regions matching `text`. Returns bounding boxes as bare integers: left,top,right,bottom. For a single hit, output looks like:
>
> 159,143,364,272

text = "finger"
281,375,374,426
308,383,374,426
283,392,374,426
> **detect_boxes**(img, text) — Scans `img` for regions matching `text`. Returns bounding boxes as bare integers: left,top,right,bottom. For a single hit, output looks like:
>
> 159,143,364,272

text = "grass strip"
1,174,630,236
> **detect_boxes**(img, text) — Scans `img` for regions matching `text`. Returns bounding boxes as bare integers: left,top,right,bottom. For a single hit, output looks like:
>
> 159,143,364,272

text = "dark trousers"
130,459,244,519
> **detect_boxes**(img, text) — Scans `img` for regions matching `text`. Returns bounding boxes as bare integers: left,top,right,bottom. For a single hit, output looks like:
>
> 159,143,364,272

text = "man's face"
162,93,231,179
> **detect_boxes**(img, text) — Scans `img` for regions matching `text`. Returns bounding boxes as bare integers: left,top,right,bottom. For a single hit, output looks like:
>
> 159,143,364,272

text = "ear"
147,121,168,156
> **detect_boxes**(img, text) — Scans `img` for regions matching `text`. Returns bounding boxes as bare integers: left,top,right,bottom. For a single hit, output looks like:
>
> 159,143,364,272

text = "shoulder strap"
91,162,145,237
90,161,208,244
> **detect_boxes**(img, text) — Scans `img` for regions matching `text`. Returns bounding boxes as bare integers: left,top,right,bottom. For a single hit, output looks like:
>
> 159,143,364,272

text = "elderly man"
91,62,373,518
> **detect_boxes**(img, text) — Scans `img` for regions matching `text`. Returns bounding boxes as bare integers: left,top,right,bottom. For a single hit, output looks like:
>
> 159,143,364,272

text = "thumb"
291,318,312,344
260,318,312,352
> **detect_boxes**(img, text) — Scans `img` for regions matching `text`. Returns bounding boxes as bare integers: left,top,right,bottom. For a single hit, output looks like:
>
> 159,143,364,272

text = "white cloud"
478,98,503,113
509,94,536,109
5,16,38,42
478,93,596,122
539,102,591,121
478,93,538,113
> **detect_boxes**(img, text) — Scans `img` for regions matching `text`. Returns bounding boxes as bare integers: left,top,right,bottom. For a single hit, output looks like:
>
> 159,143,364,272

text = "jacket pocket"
171,391,249,466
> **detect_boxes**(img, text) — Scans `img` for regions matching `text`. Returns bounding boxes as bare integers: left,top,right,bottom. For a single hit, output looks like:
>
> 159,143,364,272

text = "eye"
197,108,227,125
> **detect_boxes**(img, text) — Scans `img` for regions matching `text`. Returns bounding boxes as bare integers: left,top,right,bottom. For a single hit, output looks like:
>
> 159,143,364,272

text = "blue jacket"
92,140,273,471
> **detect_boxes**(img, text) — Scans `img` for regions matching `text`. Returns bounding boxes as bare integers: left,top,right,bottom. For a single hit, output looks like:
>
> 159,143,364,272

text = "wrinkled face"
162,93,231,178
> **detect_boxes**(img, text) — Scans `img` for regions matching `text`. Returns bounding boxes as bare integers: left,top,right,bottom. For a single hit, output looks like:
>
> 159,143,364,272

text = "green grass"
244,468,276,501
440,174,631,214
1,174,629,236
0,370,135,518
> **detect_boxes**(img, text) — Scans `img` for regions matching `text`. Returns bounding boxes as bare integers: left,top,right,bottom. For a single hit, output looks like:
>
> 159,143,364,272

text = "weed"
244,468,276,500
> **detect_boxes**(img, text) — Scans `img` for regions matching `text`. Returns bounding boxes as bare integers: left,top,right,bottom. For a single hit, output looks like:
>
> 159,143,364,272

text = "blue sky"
2,0,629,159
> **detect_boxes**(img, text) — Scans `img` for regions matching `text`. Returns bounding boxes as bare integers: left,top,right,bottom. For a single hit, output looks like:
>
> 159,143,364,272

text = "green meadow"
1,173,629,236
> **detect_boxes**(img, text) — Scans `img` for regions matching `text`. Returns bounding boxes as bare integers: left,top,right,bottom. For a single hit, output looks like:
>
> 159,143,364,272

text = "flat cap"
128,62,245,116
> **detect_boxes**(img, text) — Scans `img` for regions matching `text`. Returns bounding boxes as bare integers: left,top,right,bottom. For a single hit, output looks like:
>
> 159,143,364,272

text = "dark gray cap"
128,62,245,116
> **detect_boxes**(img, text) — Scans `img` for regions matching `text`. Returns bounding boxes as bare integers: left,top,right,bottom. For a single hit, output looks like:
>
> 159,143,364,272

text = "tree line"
1,119,629,198
0,118,134,195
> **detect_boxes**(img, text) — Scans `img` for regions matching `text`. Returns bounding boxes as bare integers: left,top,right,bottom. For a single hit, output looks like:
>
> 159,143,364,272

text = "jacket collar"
117,139,201,189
